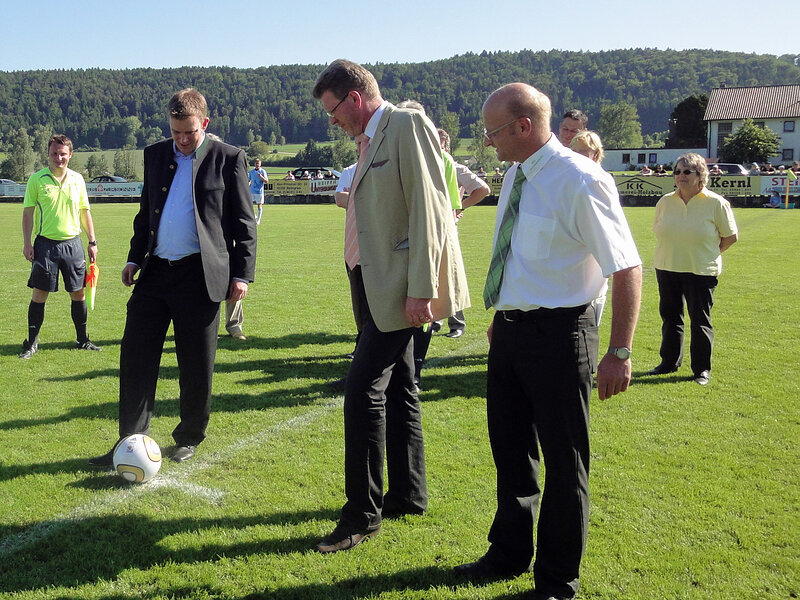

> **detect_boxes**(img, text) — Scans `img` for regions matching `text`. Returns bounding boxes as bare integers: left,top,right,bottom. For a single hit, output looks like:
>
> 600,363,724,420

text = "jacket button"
161,187,168,192
169,164,175,170
150,230,154,236
155,209,160,214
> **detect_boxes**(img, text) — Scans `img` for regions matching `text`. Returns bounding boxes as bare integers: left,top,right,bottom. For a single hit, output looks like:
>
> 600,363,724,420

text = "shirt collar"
363,100,389,140
172,133,205,159
518,133,558,182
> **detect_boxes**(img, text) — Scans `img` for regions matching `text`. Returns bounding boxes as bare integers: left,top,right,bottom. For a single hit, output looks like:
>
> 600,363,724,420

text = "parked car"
709,163,748,175
0,178,16,184
90,175,128,183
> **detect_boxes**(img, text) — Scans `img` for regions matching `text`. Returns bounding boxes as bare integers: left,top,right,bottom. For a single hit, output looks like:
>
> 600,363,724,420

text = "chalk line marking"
1,334,487,557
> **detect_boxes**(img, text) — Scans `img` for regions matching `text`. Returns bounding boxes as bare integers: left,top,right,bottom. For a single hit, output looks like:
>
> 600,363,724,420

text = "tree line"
0,49,797,173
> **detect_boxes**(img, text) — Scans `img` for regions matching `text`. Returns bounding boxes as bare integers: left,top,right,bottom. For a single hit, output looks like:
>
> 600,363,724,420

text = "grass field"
0,204,797,599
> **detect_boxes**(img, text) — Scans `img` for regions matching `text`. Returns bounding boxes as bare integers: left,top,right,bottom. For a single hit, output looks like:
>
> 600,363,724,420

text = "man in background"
89,88,256,466
249,158,269,225
312,59,468,553
20,134,101,359
438,127,491,338
557,109,588,146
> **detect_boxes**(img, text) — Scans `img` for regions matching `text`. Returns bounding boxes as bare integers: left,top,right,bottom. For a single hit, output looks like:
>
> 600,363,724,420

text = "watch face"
611,347,630,360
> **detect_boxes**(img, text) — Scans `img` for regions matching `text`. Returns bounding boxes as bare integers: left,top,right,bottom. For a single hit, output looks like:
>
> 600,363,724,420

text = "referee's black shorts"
27,236,86,293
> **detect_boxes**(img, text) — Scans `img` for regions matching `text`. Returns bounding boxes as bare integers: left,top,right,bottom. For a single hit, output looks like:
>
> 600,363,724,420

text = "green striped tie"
483,166,526,309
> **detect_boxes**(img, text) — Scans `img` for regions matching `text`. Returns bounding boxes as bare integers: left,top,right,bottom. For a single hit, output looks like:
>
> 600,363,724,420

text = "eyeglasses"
483,118,519,142
326,93,350,118
674,169,697,176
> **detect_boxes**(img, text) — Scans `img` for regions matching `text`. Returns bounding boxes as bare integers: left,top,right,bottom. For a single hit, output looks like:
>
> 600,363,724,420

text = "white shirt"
491,135,641,311
153,140,202,260
363,100,389,140
336,162,358,193
454,162,490,198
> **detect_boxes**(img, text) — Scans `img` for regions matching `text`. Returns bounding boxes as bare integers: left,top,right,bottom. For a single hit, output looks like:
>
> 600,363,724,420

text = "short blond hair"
569,130,604,164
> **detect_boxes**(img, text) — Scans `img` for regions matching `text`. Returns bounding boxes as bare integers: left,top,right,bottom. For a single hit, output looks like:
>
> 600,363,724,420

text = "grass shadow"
0,508,338,594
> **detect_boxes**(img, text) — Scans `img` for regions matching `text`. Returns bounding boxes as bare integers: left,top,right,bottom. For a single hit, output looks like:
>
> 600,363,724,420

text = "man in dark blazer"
89,88,256,466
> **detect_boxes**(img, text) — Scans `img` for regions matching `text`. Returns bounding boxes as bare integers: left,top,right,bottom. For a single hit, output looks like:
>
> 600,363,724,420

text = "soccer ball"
113,434,162,483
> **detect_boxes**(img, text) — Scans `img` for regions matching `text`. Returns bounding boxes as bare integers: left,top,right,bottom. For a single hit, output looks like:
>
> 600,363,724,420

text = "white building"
602,147,706,172
704,84,800,165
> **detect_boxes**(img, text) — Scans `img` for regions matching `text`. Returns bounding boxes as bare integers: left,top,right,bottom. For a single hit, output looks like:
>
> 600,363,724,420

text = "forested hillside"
1,49,797,149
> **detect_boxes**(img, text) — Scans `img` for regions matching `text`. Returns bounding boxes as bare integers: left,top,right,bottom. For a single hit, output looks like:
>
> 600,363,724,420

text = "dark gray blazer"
128,136,257,302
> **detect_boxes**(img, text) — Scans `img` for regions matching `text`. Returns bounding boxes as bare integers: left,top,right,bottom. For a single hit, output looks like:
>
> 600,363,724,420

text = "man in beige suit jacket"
313,59,469,553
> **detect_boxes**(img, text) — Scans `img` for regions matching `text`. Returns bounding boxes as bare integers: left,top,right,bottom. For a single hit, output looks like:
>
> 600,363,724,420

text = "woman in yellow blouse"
647,153,738,385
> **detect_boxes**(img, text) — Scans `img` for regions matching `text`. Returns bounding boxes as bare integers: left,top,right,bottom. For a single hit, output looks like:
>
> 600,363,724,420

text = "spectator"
557,109,588,146
762,164,775,174
248,158,269,225
639,165,653,176
791,161,800,175
647,153,738,386
493,167,502,176
283,170,295,180
653,164,668,176
570,130,609,326
749,162,761,175
476,166,487,177
763,190,782,208
709,164,724,176
569,130,604,164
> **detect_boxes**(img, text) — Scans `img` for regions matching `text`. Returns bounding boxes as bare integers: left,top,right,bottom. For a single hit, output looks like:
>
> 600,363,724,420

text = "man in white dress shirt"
454,83,642,600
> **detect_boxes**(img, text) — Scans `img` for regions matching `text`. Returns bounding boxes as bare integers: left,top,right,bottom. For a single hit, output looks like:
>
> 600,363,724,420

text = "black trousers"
485,305,597,599
655,269,717,375
340,266,427,531
119,255,221,446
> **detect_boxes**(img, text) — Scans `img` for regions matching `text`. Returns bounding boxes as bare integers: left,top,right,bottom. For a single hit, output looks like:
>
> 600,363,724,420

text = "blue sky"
1,0,796,71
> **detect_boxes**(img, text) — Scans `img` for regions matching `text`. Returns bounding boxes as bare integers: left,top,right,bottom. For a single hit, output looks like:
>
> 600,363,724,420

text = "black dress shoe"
88,439,123,466
646,364,679,375
88,449,114,466
171,445,196,462
453,554,530,580
316,524,380,553
382,499,426,519
326,377,347,392
693,370,710,385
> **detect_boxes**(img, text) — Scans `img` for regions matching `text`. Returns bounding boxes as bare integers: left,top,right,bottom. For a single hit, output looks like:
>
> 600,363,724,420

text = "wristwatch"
607,346,631,360
88,240,97,247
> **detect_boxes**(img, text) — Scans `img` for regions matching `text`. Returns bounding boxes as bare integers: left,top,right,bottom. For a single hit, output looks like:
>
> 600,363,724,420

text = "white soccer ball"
113,434,162,483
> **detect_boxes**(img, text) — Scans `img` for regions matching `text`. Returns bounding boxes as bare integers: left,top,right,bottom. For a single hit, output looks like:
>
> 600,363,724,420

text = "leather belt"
500,304,589,322
151,253,200,267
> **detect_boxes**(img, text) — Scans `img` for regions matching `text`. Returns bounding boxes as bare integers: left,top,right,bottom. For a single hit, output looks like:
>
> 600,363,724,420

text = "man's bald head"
482,83,552,163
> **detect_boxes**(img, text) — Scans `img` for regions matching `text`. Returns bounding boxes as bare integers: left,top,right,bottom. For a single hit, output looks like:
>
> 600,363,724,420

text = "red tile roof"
704,85,800,121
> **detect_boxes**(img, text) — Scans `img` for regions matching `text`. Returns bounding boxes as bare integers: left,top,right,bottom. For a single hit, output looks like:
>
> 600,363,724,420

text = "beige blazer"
349,103,470,332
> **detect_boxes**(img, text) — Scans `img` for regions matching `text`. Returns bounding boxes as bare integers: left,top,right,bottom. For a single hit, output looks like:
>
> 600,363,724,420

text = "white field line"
0,334,487,557
0,401,341,557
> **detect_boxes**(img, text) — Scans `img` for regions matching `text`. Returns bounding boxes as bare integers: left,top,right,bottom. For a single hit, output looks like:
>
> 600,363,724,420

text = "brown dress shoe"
315,525,380,553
